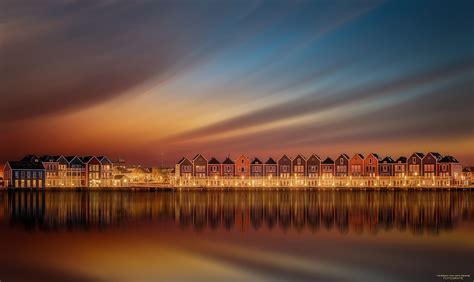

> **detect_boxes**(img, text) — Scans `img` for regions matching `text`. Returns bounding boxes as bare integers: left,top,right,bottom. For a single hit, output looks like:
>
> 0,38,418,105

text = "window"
15,171,19,178
297,159,301,165
340,158,343,165
27,171,31,178
412,157,416,164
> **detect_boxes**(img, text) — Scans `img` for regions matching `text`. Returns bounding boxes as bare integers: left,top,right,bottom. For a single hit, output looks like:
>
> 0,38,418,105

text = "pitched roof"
65,156,79,163
310,154,321,160
193,154,206,161
396,156,407,163
40,155,56,162
381,156,395,163
251,158,263,164
21,155,39,162
338,153,349,160
440,155,459,163
427,152,443,161
279,155,291,161
208,157,220,164
80,156,97,163
222,157,234,164
413,152,425,158
265,158,277,165
177,157,192,164
7,161,45,170
351,153,364,159
294,154,306,160
370,153,381,160
322,157,334,164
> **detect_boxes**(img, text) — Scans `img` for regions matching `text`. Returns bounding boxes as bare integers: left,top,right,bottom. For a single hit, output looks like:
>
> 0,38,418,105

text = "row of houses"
3,155,128,188
176,152,463,179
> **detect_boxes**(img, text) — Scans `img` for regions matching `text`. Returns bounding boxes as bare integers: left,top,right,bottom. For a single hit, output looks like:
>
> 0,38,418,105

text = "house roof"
80,156,98,163
322,157,334,164
370,153,381,160
440,156,459,163
222,157,234,164
208,157,220,164
265,158,277,165
40,155,57,162
427,152,443,161
338,153,349,160
251,158,263,165
310,154,321,160
413,152,425,158
352,153,364,159
192,154,206,161
65,156,79,163
279,155,291,161
396,156,407,163
381,156,395,163
294,154,306,160
177,157,191,164
21,155,39,162
7,161,45,170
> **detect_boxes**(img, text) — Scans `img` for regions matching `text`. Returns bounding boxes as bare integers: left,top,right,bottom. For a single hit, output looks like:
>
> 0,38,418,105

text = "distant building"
263,158,278,177
363,153,380,177
192,154,208,178
292,154,307,177
335,154,349,177
207,158,221,177
394,157,407,177
422,152,443,177
379,157,395,177
321,157,335,177
235,155,250,177
250,158,264,177
278,155,292,178
4,161,45,188
349,154,364,177
222,157,235,177
408,153,424,176
307,154,321,178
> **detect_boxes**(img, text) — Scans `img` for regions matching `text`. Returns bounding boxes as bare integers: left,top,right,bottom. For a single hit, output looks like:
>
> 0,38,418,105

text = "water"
1,190,473,282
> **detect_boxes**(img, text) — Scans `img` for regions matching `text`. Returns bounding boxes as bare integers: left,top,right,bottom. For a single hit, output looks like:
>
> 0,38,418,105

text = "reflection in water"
2,190,473,235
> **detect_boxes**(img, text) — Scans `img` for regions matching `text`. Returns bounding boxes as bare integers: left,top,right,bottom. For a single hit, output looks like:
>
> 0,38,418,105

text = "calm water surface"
1,190,473,282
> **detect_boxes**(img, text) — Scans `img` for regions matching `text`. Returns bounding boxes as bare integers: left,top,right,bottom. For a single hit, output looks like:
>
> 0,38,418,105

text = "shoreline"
1,186,472,192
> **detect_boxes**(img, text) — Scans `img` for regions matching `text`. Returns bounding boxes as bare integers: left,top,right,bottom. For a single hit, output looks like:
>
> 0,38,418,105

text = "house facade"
278,155,292,178
394,157,407,177
349,154,364,177
192,154,208,178
379,157,395,176
321,157,335,177
250,158,264,177
422,152,442,177
264,158,278,177
292,154,306,177
307,154,321,178
207,158,221,177
408,153,424,176
222,157,235,177
363,153,380,177
3,161,46,188
235,155,250,177
335,154,349,177
176,157,192,178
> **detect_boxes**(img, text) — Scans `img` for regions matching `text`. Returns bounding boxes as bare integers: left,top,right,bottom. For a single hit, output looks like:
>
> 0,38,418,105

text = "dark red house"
408,152,424,176
250,158,264,177
207,157,221,177
278,155,292,178
422,152,442,177
335,154,349,177
292,154,306,177
378,156,395,176
306,154,321,178
264,158,278,177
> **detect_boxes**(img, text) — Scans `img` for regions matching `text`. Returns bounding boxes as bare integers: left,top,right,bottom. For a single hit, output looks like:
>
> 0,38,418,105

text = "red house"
250,158,264,176
307,154,321,178
379,156,395,176
222,157,235,177
264,158,278,177
363,153,380,177
192,154,208,178
235,155,250,177
394,157,407,177
439,155,462,178
321,157,335,177
408,152,424,176
278,155,292,178
292,154,306,177
207,157,221,177
349,154,364,176
422,152,442,177
176,157,192,178
81,156,101,187
335,154,349,177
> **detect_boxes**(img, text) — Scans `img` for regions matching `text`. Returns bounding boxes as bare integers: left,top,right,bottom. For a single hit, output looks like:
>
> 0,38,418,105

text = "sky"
1,0,473,166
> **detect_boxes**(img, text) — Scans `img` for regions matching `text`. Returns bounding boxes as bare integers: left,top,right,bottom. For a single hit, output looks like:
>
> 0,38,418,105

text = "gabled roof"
265,158,277,165
309,154,321,160
338,153,349,160
440,156,459,163
65,155,80,163
381,156,395,163
80,156,98,163
294,154,306,160
278,154,291,161
322,157,334,164
351,153,364,159
98,156,113,165
177,157,191,164
192,154,207,161
396,156,407,163
251,158,263,165
426,152,443,161
208,157,220,164
7,161,45,170
222,157,234,164
369,153,381,160
412,152,425,158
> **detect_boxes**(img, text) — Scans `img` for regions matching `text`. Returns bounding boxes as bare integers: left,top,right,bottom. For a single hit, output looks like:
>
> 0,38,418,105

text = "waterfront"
1,190,473,281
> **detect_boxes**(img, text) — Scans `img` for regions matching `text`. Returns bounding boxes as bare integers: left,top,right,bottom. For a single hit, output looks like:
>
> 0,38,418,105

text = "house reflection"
2,191,473,235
